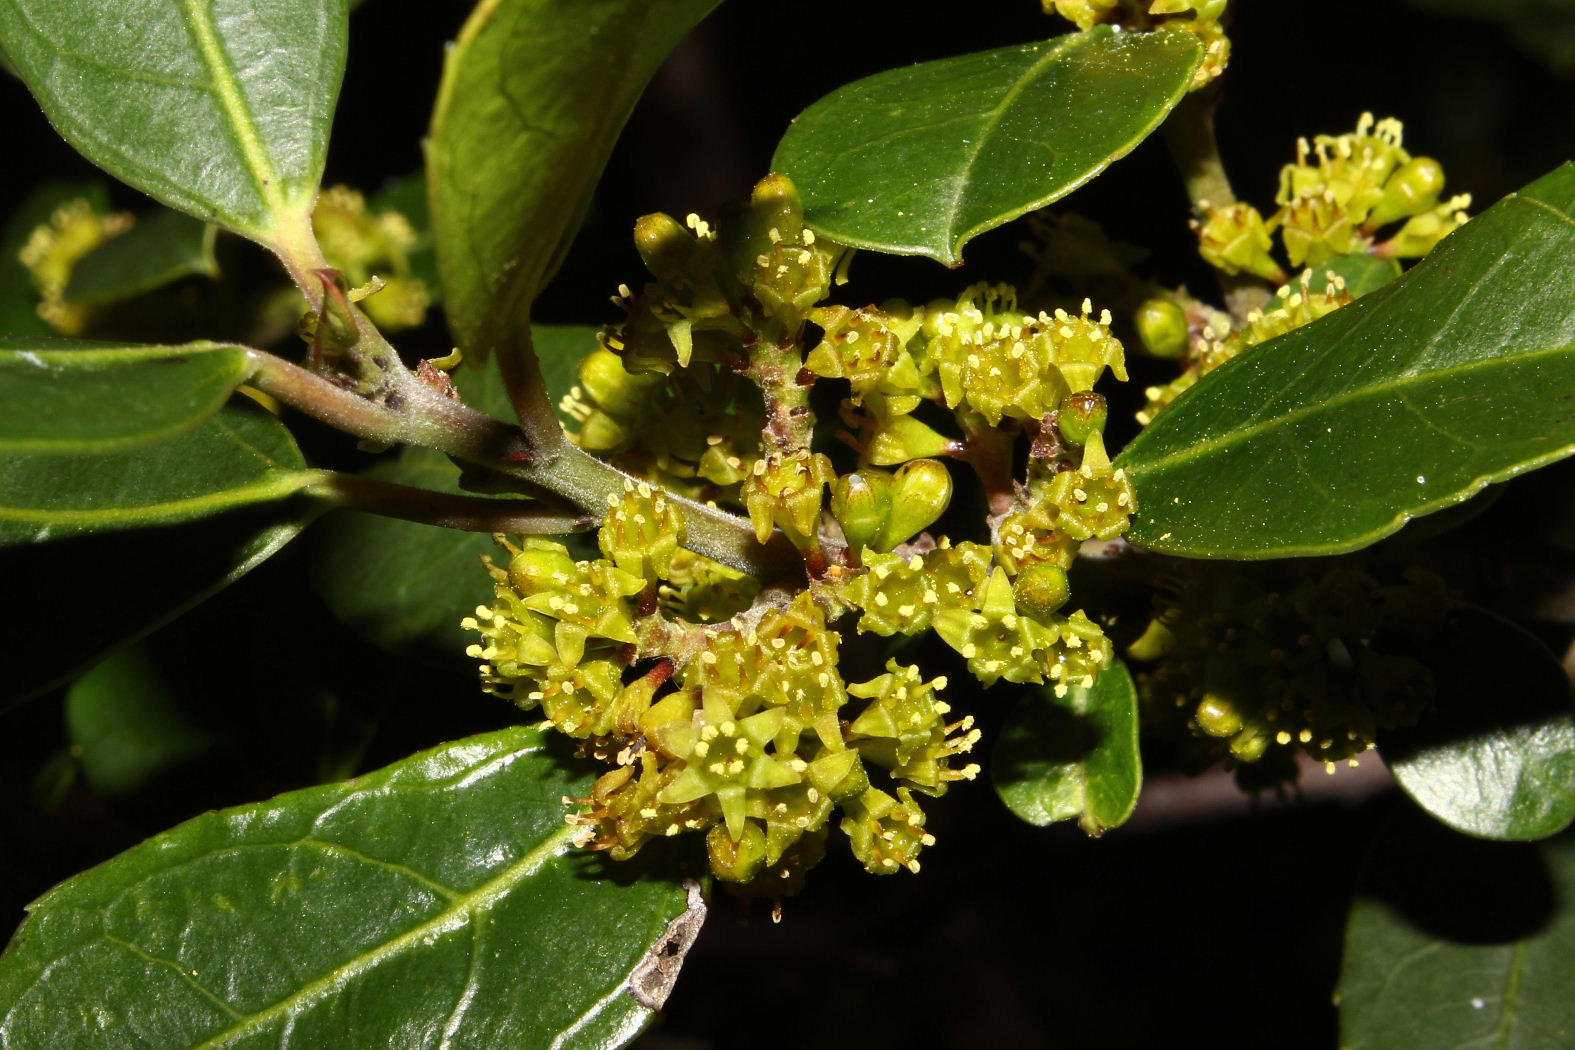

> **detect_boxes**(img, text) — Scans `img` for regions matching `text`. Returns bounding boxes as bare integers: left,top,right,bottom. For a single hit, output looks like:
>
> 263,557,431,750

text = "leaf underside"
0,0,348,238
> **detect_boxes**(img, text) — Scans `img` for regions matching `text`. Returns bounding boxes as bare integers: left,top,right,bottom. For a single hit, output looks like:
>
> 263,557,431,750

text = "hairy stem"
243,348,798,580
1164,90,1274,322
268,210,332,314
496,328,570,453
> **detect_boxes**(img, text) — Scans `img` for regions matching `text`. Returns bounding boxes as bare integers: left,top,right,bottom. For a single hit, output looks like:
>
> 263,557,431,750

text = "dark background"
2,2,1572,1047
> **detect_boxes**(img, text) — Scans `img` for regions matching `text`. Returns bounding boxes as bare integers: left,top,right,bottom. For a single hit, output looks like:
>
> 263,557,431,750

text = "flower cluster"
1129,562,1448,774
1141,116,1468,424
466,175,1137,892
1191,114,1469,284
311,185,432,332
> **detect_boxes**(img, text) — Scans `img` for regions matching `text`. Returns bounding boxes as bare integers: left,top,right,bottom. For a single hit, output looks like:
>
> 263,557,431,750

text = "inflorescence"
467,175,1135,891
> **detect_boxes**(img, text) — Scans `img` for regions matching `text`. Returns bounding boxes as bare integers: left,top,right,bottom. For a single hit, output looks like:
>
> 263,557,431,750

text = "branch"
312,472,596,534
243,348,800,581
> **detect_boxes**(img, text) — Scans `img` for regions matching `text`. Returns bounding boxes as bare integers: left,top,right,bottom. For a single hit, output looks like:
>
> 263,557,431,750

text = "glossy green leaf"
427,0,716,360
0,398,319,546
64,209,219,305
992,659,1141,834
0,340,252,453
1119,163,1575,558
1382,607,1575,841
772,27,1202,265
0,0,348,241
311,453,508,662
0,182,109,337
66,646,222,796
0,725,699,1049
1288,251,1401,303
0,506,311,709
311,326,598,661
1339,809,1575,1049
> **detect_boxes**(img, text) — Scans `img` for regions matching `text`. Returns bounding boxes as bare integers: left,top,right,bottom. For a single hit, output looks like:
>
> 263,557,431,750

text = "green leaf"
0,0,348,242
532,323,600,422
0,340,252,453
992,659,1141,834
1286,251,1401,303
0,182,108,338
772,27,1202,266
0,506,311,709
427,0,717,360
1382,607,1575,841
1118,163,1575,559
63,209,219,305
66,646,222,797
0,725,700,1049
310,452,506,663
0,398,319,545
1339,809,1575,1050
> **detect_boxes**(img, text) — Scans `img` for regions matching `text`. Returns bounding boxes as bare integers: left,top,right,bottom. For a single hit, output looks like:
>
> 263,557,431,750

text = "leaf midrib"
175,0,295,232
190,822,580,1049
1123,342,1575,479
936,35,1080,255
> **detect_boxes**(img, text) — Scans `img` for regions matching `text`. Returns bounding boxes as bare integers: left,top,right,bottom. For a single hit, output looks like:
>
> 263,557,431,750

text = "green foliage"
428,0,717,365
63,209,218,306
0,727,694,1049
992,659,1141,833
1339,811,1575,1050
1119,163,1575,558
1383,608,1575,841
774,26,1202,264
1,0,1572,1047
0,397,315,544
0,0,347,244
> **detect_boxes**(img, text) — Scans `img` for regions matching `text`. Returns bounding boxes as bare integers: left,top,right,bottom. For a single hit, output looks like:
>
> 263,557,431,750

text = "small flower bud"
1135,298,1189,359
880,459,953,551
1194,693,1243,738
1058,392,1107,448
1368,156,1445,228
633,211,700,279
1012,562,1071,620
707,822,768,884
831,470,893,552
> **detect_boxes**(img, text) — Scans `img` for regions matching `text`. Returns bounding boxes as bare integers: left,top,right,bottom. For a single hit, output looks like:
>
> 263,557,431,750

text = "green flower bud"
831,470,893,552
634,211,701,279
1194,692,1243,738
1379,195,1470,258
507,539,579,595
1012,562,1071,620
866,412,957,466
707,822,768,884
1135,298,1189,359
1368,156,1445,228
1058,392,1107,448
879,459,952,551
